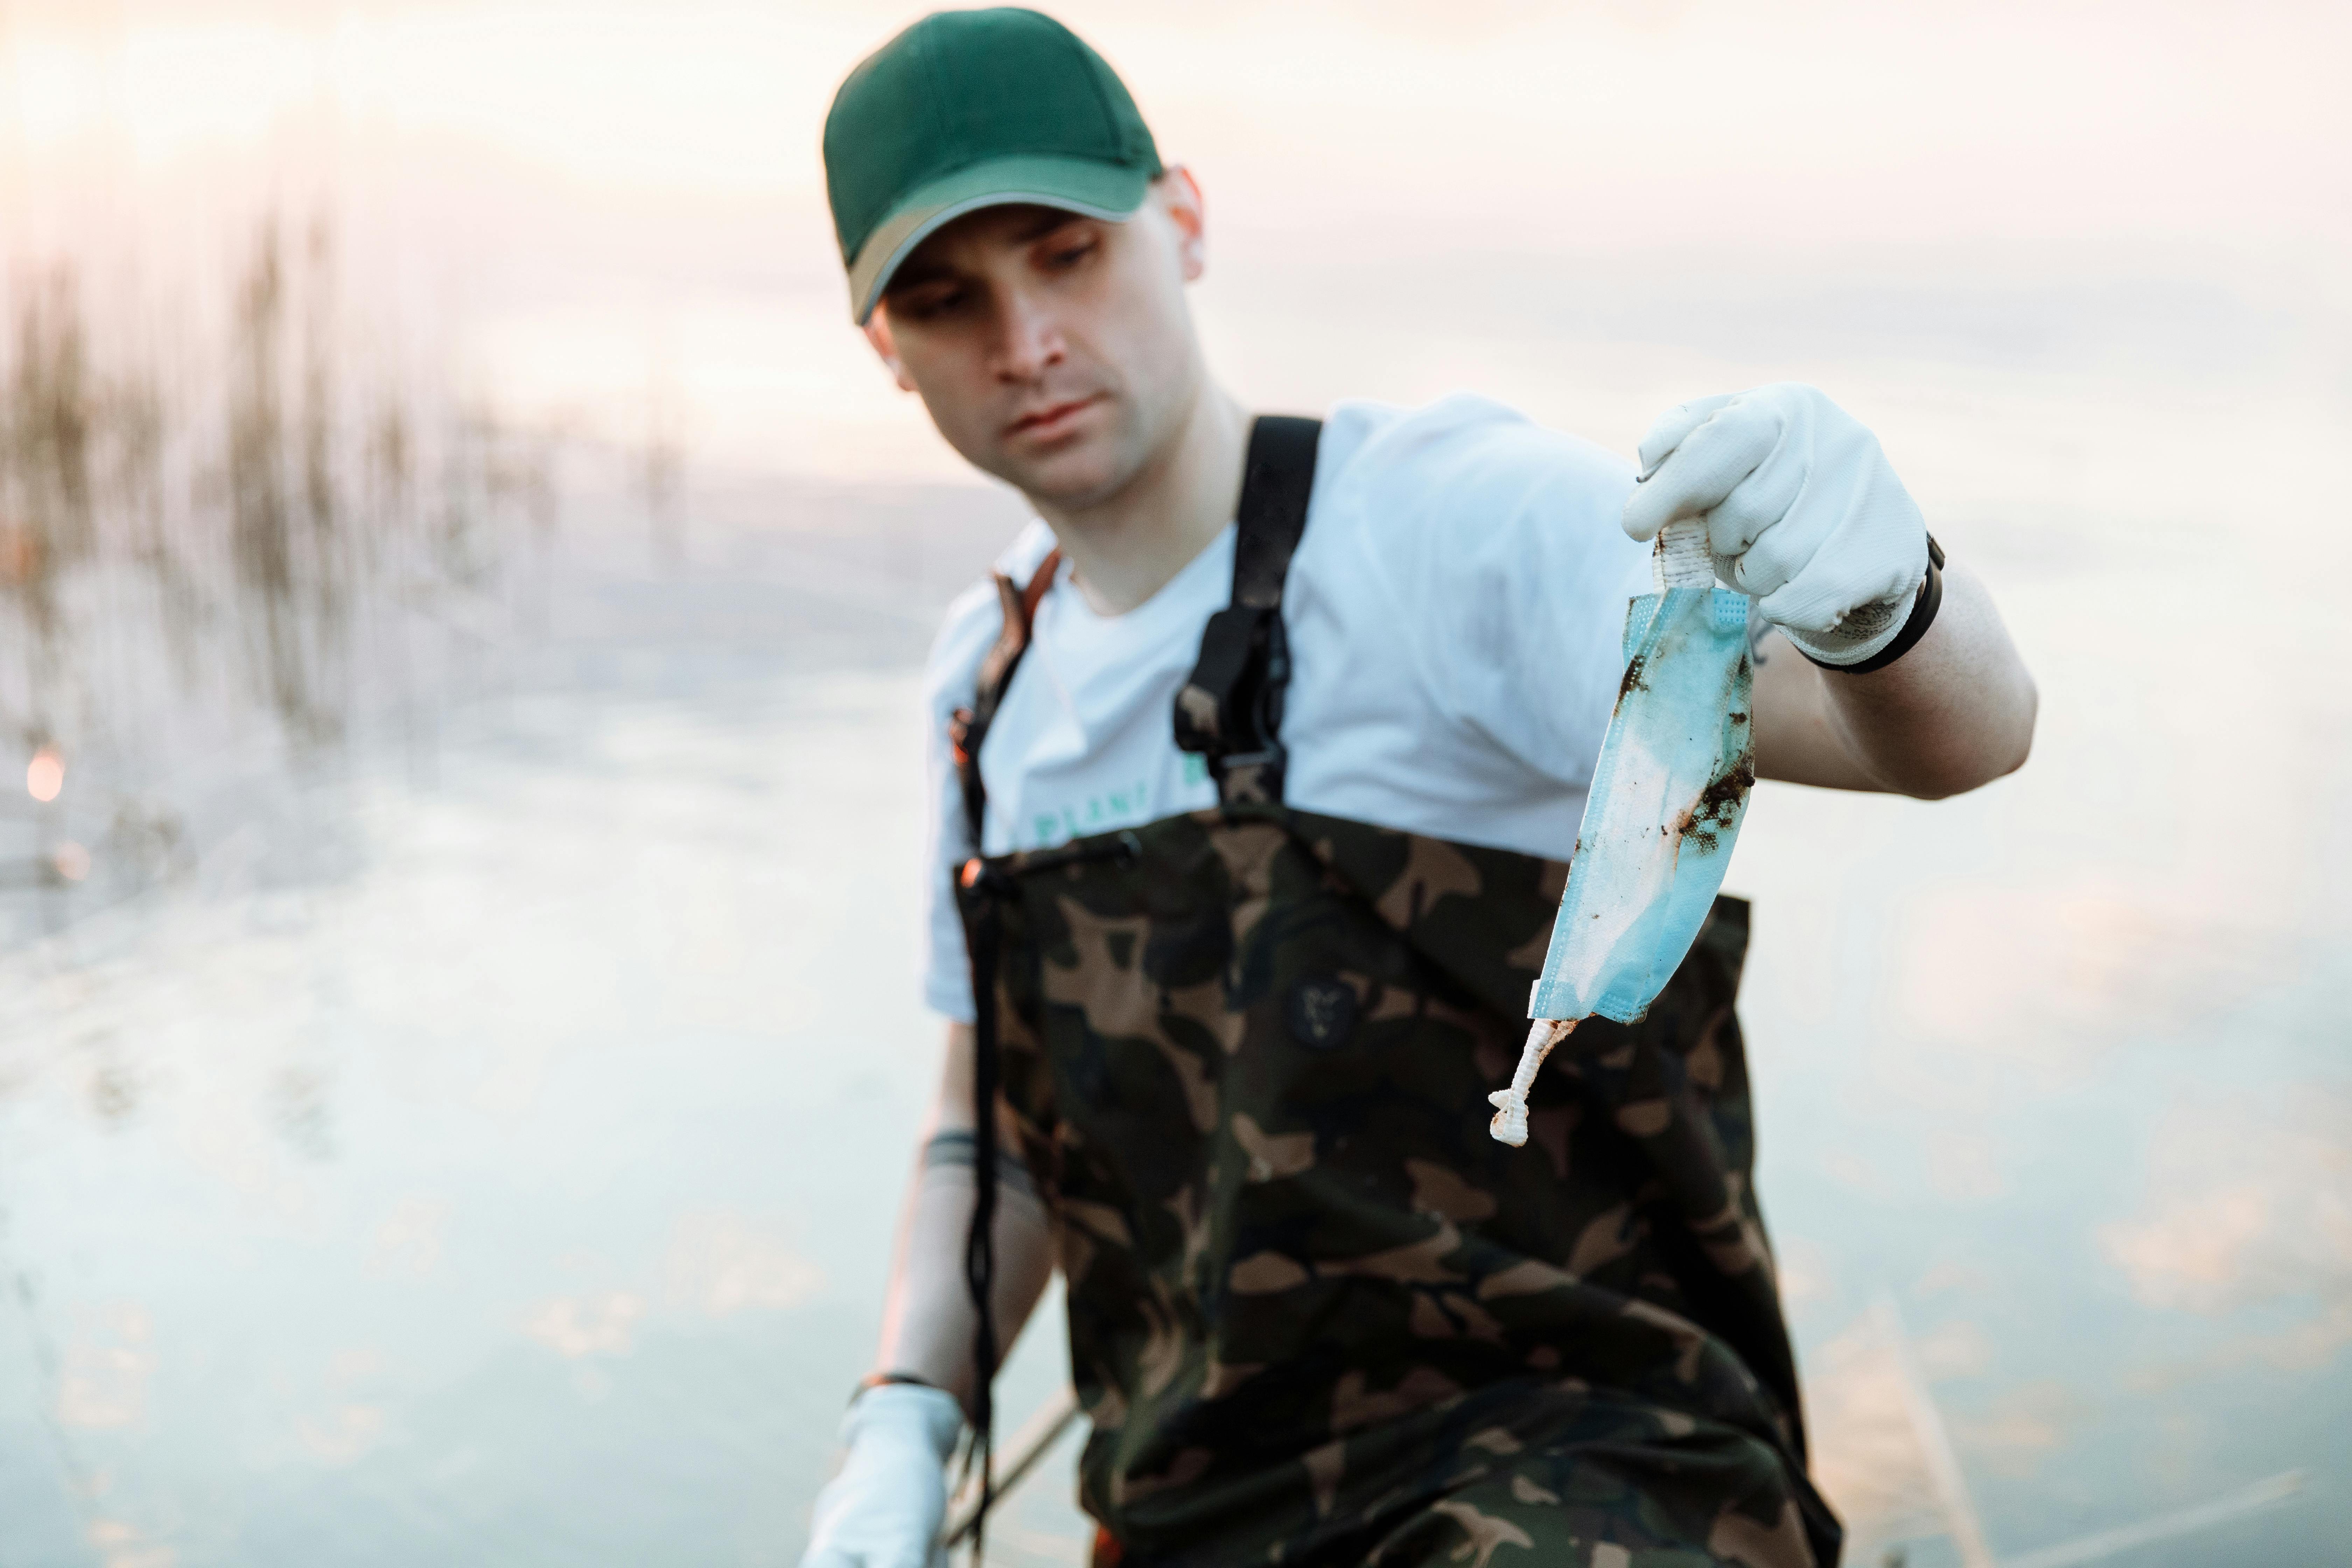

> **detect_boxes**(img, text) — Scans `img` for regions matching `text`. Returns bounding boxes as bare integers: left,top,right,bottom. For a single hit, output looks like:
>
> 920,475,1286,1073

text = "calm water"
2,343,2346,1566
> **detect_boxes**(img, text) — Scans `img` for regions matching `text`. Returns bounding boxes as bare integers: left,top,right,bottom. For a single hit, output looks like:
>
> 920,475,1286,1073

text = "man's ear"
862,310,917,392
1156,165,1207,283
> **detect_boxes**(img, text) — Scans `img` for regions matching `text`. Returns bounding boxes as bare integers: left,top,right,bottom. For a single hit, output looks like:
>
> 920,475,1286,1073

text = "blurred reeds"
0,212,559,928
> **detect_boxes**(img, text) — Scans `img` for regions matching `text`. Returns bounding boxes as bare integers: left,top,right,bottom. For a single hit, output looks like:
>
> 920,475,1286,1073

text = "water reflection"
0,216,578,952
2,390,2342,1561
0,439,1083,1561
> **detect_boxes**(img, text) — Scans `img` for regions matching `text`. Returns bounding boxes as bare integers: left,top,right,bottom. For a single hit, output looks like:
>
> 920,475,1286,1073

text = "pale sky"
3,0,2345,480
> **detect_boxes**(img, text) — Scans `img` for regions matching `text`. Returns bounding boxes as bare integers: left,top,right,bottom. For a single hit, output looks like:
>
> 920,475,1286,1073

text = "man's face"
864,174,1206,510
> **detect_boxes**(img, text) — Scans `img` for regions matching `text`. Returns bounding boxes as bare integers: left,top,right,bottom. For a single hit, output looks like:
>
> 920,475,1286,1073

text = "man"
803,10,2035,1568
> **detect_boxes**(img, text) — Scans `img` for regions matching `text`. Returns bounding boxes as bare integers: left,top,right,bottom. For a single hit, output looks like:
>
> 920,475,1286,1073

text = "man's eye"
903,288,966,319
1048,241,1096,270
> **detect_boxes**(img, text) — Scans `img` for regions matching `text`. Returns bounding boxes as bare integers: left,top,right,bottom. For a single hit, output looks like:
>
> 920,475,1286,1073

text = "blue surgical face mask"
1491,520,1755,1146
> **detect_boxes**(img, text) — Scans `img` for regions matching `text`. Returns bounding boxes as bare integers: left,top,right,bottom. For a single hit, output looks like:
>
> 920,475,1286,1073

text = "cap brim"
846,155,1152,324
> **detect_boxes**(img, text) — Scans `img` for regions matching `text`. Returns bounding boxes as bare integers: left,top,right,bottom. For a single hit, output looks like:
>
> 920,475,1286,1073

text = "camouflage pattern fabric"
957,804,1839,1567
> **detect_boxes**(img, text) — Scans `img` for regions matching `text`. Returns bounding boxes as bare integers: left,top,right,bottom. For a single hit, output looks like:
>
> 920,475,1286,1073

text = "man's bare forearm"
871,1022,1057,1420
1754,560,2036,798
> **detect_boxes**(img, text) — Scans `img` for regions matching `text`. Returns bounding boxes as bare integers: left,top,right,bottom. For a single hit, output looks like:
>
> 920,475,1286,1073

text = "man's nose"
992,291,1064,382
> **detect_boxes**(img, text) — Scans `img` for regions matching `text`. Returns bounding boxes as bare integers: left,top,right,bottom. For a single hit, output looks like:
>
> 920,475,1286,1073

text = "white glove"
1622,384,1929,667
800,1382,964,1568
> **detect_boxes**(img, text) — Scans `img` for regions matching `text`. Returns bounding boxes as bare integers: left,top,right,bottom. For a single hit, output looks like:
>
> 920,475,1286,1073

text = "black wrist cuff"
1803,534,1944,676
852,1370,939,1406
923,1128,1038,1200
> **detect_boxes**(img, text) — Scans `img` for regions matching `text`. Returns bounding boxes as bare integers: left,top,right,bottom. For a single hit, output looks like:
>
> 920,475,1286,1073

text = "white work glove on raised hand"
1621,384,1930,667
799,1382,963,1568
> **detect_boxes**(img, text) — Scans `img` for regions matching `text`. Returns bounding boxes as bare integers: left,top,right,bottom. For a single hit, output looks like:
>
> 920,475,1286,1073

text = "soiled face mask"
1489,517,1755,1146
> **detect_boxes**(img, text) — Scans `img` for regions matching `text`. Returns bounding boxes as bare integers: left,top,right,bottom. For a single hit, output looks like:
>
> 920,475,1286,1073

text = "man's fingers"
1632,393,1736,478
1702,451,1804,566
1622,402,1778,543
1755,573,1861,638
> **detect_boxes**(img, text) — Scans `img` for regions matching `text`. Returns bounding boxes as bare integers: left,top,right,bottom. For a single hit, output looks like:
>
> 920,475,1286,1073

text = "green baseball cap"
823,8,1164,324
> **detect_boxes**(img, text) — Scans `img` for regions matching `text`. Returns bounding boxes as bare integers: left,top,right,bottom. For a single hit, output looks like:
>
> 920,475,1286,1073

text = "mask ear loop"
1653,516,1716,590
1489,1018,1576,1146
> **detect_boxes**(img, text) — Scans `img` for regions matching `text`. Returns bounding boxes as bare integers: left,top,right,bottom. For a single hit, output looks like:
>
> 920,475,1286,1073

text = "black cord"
961,876,1005,1564
953,834,1131,1563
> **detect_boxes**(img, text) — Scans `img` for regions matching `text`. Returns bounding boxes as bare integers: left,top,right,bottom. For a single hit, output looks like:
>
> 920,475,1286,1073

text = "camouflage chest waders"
952,419,1841,1568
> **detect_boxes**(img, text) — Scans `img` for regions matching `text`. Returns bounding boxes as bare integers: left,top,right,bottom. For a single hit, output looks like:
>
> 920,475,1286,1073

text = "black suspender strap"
948,546,1062,848
1172,414,1323,805
950,414,1323,836
948,418,1316,1556
1231,414,1322,611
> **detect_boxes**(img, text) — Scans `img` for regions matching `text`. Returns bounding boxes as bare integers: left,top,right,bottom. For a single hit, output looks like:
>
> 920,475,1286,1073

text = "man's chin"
995,433,1133,512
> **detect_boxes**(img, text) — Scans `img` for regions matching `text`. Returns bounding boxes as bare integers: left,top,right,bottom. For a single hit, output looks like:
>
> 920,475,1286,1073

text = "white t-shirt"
919,394,1653,1021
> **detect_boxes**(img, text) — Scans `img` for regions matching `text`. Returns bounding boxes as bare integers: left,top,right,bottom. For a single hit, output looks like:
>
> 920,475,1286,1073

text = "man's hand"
1622,384,1928,667
800,1382,962,1568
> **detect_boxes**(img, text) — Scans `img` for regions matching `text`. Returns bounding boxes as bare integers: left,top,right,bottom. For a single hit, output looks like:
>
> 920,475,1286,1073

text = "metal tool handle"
940,1384,1083,1550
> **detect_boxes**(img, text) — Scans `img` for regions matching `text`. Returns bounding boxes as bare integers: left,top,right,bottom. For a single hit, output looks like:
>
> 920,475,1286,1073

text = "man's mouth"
1008,396,1098,437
